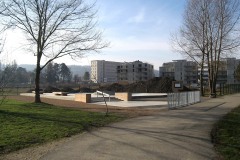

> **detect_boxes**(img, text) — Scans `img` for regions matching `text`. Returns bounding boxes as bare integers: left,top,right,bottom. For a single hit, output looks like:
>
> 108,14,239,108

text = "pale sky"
1,0,186,69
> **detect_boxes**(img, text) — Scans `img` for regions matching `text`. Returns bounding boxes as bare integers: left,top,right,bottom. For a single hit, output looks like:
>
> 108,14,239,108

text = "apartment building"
91,60,154,83
159,58,240,86
91,60,122,83
202,58,240,84
219,58,240,84
159,60,198,86
117,60,154,83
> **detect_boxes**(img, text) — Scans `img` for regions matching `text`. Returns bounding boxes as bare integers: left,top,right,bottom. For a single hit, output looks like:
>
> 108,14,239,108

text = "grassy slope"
212,106,240,160
0,100,123,154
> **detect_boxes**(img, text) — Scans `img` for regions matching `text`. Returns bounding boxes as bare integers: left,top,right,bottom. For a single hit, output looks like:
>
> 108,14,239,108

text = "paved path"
3,94,240,160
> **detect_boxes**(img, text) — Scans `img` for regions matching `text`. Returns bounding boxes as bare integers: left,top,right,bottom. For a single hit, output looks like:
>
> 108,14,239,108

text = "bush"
60,87,74,92
79,87,92,93
44,86,60,93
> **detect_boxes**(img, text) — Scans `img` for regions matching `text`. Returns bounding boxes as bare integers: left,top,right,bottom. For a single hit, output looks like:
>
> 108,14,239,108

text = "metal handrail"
96,90,111,102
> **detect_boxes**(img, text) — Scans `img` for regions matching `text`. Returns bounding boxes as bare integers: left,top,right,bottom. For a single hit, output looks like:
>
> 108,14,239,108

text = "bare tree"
172,0,240,97
0,7,8,104
0,0,108,102
0,62,17,104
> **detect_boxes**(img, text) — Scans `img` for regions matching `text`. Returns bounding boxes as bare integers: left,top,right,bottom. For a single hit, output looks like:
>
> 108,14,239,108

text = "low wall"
115,92,132,101
75,94,91,103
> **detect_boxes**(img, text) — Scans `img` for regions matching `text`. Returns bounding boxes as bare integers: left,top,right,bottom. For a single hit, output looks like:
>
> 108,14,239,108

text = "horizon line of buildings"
91,58,240,85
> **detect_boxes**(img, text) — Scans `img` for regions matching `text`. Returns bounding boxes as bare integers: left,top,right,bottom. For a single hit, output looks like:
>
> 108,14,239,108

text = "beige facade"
91,60,122,83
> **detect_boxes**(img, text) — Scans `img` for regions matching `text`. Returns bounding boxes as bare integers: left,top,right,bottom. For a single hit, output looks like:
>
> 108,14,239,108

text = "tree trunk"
209,71,217,98
200,54,205,96
35,59,41,103
211,78,217,98
200,68,204,96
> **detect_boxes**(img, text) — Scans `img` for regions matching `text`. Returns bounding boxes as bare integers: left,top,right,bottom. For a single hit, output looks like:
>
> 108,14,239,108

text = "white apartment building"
91,60,123,83
159,60,198,86
91,60,154,83
117,60,154,83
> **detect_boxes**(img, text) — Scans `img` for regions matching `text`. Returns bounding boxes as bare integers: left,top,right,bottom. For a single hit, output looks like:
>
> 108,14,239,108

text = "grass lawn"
212,106,240,160
0,99,124,155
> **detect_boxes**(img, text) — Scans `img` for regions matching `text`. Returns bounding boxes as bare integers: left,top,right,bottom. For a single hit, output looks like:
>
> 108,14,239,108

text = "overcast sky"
1,0,187,69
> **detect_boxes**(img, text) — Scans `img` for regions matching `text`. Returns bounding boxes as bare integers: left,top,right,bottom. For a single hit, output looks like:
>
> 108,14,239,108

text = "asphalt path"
38,94,240,160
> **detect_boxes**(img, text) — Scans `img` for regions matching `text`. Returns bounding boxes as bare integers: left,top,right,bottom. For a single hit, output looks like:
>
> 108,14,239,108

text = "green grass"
0,100,124,154
212,106,240,160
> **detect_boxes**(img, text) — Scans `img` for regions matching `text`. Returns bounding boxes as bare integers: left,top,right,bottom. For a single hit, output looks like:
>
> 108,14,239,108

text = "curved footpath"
3,94,240,160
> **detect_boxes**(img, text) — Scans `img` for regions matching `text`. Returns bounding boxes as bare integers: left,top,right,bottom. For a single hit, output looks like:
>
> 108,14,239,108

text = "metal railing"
96,90,111,102
218,83,240,95
167,91,201,109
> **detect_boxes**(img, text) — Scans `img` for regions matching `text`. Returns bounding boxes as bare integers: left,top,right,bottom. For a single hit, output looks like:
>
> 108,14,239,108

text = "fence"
0,86,33,96
218,84,240,95
167,91,201,109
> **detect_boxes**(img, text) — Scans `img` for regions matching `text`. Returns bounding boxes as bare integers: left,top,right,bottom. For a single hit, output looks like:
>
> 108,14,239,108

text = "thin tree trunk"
200,50,205,96
200,63,204,96
35,58,41,103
